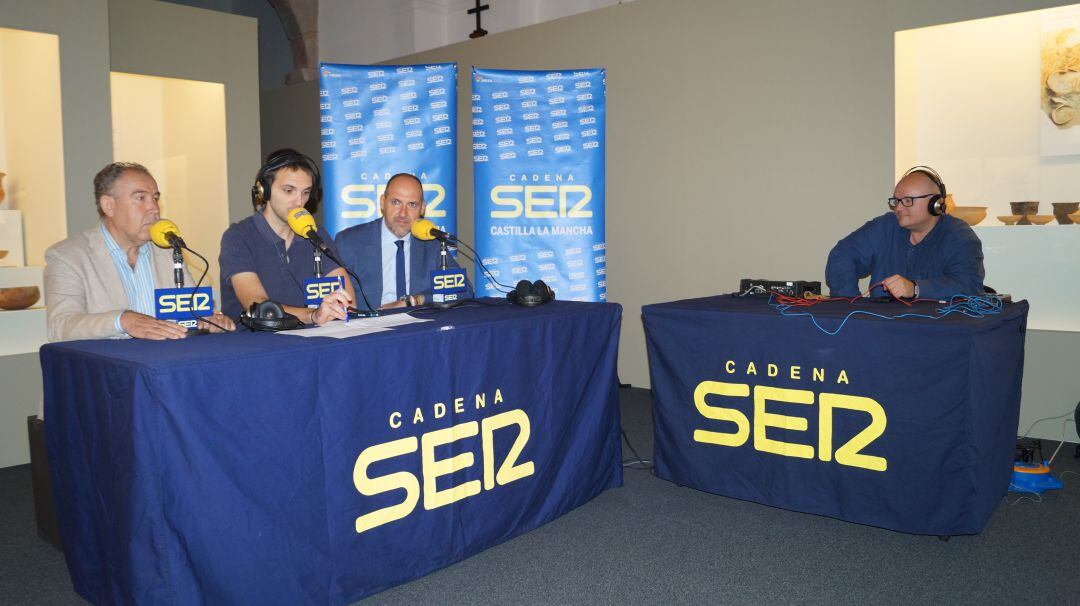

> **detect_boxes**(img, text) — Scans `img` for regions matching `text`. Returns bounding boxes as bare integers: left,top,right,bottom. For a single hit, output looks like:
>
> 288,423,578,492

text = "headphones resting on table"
507,279,555,307
239,300,303,332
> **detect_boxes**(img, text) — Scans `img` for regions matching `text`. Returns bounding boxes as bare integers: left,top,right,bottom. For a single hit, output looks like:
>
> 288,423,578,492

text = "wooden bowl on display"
1070,209,1080,223
1028,215,1055,225
950,206,986,226
1052,202,1080,224
1009,201,1040,216
0,286,40,310
997,215,1022,225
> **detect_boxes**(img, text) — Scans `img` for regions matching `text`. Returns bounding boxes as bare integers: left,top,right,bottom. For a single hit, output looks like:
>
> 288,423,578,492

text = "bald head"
892,169,944,235
895,170,941,198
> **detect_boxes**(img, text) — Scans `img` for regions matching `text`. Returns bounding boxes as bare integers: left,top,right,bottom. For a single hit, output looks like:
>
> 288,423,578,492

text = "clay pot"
951,206,986,226
1028,215,1055,225
0,286,40,310
1052,202,1080,224
1010,201,1039,216
997,215,1022,225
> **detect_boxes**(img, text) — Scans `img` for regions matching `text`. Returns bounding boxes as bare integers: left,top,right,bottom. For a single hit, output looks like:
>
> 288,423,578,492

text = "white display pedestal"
0,265,46,356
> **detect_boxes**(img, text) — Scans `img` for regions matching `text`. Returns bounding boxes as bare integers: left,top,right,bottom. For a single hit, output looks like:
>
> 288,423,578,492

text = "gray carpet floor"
2,388,1077,605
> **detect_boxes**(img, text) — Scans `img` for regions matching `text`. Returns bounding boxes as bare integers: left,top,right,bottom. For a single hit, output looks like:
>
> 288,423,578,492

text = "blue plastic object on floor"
1009,461,1064,494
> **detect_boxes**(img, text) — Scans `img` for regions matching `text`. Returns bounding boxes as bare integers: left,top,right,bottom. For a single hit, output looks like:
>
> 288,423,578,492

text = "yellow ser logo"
433,274,466,289
352,408,534,534
693,381,887,472
490,185,592,219
340,183,446,219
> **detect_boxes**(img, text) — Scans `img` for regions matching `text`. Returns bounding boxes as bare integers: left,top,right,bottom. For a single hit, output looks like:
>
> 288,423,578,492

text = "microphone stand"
172,245,184,288
300,229,378,315
439,241,449,270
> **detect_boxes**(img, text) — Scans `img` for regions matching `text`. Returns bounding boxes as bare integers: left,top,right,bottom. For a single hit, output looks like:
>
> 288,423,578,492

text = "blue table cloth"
643,295,1028,535
42,299,623,605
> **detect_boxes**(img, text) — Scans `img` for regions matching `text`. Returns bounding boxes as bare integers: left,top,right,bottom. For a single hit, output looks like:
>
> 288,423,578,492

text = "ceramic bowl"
1028,215,1055,225
997,215,1021,225
0,286,40,310
1009,201,1039,216
1070,209,1080,223
0,250,8,259
951,206,986,226
1052,202,1080,224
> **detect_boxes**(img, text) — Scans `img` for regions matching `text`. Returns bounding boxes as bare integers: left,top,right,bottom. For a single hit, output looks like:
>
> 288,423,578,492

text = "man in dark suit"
334,173,471,310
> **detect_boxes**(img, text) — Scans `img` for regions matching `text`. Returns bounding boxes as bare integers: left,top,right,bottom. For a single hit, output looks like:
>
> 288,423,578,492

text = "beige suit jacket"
44,225,191,342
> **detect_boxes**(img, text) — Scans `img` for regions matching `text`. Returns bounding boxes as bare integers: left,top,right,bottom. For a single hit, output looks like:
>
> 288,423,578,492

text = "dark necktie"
395,240,406,299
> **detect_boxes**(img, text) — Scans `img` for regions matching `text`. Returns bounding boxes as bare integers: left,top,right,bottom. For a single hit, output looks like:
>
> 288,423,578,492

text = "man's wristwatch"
399,294,415,308
912,281,919,299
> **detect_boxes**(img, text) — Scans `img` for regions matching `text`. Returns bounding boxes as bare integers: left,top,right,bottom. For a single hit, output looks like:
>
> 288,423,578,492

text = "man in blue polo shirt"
825,166,985,300
219,149,354,323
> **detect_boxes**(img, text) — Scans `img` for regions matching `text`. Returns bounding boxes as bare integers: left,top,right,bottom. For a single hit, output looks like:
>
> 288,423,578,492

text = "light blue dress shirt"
379,220,411,305
100,222,157,334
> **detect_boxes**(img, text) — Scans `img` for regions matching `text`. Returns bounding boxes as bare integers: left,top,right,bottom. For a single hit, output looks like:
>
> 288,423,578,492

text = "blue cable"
768,293,1004,336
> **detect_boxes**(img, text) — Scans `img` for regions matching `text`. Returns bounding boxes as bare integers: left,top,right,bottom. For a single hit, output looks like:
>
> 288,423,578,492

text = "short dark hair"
384,172,424,201
93,162,151,217
256,148,321,211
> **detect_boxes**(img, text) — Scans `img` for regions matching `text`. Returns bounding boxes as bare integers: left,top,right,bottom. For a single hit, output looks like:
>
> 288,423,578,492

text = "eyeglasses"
887,194,936,209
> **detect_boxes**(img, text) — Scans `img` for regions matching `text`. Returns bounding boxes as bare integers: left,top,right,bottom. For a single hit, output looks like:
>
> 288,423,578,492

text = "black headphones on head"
507,279,555,307
900,165,948,216
251,149,322,212
239,300,303,332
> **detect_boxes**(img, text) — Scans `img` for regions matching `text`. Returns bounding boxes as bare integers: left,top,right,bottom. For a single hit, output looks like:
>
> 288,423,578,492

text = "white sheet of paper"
274,313,431,338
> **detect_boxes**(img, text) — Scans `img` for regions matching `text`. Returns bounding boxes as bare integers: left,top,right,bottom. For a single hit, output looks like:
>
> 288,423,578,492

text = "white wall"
0,0,112,468
319,0,631,65
0,28,67,267
109,0,261,224
896,7,1080,332
111,72,229,290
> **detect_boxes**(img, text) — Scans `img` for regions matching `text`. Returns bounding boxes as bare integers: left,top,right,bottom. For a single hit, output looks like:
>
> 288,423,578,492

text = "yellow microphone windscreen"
149,219,180,248
287,208,317,238
410,218,437,241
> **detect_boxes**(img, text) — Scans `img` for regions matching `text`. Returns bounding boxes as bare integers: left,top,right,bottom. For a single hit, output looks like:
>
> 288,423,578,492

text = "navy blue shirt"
219,212,341,318
825,212,985,299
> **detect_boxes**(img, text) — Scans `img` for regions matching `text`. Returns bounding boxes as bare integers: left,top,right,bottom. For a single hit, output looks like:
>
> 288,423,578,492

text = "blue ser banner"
319,62,457,237
472,67,606,302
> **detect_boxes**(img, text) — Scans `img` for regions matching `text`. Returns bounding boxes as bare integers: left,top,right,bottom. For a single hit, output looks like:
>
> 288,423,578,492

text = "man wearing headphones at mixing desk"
219,149,355,324
825,166,985,300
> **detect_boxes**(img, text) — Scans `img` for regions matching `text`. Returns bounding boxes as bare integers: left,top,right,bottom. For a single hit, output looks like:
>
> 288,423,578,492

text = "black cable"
182,245,232,332
449,241,514,294
621,428,653,470
306,239,377,313
280,263,318,326
407,297,505,315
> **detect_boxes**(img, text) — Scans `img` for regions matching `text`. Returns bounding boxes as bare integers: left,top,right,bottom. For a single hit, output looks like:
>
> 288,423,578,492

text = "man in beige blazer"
44,162,233,342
